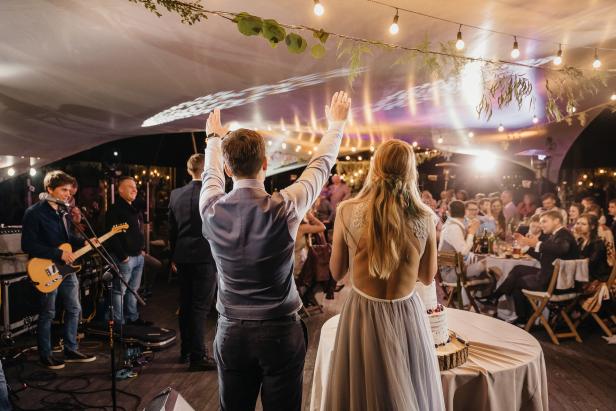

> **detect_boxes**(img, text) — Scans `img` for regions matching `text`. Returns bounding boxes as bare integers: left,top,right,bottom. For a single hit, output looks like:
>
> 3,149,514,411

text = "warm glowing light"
308,151,312,155
532,115,539,124
369,146,375,152
113,151,118,157
351,147,357,152
554,45,563,66
229,121,241,131
583,174,588,179
358,156,363,161
7,167,15,176
389,10,399,35
473,152,497,172
498,124,505,132
455,27,464,50
510,37,520,59
267,140,272,146
589,182,594,187
412,141,418,147
467,132,474,138
437,137,444,144
593,49,601,69
313,0,324,16
295,145,301,152
281,143,287,149
578,181,583,186
345,156,351,160
611,93,616,101
29,168,36,176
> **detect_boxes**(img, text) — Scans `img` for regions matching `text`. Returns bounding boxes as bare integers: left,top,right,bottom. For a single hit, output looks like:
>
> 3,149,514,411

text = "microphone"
39,192,71,208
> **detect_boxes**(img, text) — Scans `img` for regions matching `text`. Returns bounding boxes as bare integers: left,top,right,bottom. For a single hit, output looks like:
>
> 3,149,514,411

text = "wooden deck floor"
4,279,615,410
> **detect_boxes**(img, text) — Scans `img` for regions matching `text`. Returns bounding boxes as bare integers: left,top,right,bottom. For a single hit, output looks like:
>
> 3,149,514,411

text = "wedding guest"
474,192,486,200
586,204,615,267
439,200,480,282
329,174,351,212
501,190,518,222
436,190,450,209
483,210,579,324
581,196,596,211
575,214,611,282
294,211,326,277
491,198,507,240
200,92,350,411
313,190,334,226
608,199,616,240
478,198,497,233
421,190,437,210
534,193,568,223
567,202,584,231
326,139,444,411
455,189,468,201
517,193,537,219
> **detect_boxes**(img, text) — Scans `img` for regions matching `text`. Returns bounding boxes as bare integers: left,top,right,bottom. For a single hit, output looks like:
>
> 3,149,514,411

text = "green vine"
337,40,372,86
129,0,206,25
544,67,606,121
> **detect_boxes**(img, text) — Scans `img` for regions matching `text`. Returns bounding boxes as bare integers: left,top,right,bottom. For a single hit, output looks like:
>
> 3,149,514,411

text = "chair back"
545,260,562,296
437,251,466,280
606,264,616,289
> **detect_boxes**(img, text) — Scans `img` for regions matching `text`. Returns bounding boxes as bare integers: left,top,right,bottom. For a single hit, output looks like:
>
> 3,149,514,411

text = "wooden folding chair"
576,265,616,337
523,260,583,345
439,251,493,313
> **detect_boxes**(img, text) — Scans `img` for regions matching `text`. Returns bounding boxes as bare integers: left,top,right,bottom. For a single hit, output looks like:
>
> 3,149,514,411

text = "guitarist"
21,170,96,369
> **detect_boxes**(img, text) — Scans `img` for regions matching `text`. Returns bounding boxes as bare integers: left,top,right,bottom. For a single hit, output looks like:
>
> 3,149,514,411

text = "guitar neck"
73,231,115,259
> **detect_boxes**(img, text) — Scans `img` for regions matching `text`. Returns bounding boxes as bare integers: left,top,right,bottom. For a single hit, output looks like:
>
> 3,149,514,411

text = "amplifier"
0,273,39,342
0,254,28,276
0,225,23,255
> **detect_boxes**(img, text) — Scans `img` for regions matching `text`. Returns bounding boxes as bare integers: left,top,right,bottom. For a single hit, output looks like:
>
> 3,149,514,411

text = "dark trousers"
177,263,217,360
495,265,548,321
214,314,307,411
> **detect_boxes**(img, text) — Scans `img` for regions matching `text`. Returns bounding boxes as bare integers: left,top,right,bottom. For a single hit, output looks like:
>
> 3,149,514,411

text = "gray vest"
202,187,301,320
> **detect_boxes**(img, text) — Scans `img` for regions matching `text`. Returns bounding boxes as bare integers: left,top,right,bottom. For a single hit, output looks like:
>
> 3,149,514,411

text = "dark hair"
541,193,557,202
455,189,468,201
585,203,602,216
221,129,266,178
609,198,616,206
569,202,584,216
187,153,205,174
540,209,564,223
529,214,541,223
465,200,478,209
449,200,466,218
490,198,506,231
582,196,596,204
44,170,76,191
577,213,599,241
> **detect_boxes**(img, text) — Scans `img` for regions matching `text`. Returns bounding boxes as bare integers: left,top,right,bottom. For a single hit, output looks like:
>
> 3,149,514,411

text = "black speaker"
143,387,195,411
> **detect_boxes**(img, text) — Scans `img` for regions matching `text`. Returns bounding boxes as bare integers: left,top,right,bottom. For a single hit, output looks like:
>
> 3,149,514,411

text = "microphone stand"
58,204,145,411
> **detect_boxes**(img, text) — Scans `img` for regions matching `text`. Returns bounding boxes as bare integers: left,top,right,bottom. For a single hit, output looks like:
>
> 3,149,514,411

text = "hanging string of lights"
364,0,615,69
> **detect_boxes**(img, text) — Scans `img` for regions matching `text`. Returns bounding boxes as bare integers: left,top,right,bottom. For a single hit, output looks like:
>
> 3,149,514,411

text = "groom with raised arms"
200,92,351,411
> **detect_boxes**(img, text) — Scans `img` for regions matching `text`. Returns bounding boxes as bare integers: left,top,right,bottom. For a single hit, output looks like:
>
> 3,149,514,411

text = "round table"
309,309,549,411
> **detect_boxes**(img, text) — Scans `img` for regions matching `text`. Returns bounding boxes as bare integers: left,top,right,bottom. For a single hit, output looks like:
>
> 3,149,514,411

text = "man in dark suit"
169,154,217,372
485,210,579,324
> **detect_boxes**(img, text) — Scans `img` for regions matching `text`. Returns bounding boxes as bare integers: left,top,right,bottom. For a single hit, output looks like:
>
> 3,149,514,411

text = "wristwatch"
205,132,221,144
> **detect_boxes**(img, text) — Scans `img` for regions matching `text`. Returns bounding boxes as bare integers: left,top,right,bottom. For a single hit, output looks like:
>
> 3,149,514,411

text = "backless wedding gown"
323,202,445,411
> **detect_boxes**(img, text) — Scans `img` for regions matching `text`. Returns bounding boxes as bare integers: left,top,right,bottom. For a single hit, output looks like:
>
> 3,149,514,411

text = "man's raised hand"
206,108,229,137
325,91,351,123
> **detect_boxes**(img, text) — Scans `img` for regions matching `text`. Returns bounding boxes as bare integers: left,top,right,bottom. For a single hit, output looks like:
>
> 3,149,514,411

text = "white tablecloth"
310,309,549,411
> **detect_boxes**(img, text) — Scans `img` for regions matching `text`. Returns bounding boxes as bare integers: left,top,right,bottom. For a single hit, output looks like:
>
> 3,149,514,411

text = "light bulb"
389,11,399,35
510,37,520,59
29,168,36,176
412,141,418,147
498,124,505,132
437,137,444,144
554,45,562,66
345,155,351,160
455,27,464,51
281,142,287,149
611,93,616,101
467,132,474,138
313,0,324,16
532,115,539,124
593,49,601,69
7,167,15,176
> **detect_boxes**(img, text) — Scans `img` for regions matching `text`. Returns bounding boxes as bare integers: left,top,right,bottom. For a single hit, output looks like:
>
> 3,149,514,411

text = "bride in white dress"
324,139,445,411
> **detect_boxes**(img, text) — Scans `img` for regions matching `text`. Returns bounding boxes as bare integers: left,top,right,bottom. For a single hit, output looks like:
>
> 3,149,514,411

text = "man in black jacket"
486,210,579,323
169,154,217,372
105,176,151,326
22,171,96,369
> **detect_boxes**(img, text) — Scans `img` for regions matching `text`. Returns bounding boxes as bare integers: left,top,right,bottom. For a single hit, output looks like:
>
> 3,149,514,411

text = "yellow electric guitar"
27,223,129,293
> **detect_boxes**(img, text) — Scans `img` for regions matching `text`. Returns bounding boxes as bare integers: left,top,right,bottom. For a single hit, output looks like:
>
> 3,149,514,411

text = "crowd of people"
5,89,615,411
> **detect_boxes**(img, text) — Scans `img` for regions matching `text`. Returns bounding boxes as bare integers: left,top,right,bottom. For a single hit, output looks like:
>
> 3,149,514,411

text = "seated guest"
567,202,584,231
517,193,537,220
501,190,518,222
581,196,596,211
526,214,547,240
313,190,334,226
608,199,616,241
586,204,615,267
465,200,493,234
575,214,611,282
439,200,480,282
534,193,568,224
491,198,507,240
483,210,579,324
294,211,326,277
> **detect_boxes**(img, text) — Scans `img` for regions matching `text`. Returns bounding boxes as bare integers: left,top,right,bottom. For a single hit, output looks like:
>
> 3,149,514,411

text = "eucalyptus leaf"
313,29,329,44
311,43,326,59
236,12,263,36
285,33,307,53
262,19,286,44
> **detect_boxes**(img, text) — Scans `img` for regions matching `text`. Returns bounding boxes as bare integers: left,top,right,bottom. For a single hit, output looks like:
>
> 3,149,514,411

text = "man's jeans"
38,273,80,358
178,262,217,360
112,255,144,324
214,314,307,411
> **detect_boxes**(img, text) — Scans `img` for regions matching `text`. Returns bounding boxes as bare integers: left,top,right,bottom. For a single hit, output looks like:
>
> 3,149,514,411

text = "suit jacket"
527,227,579,285
579,238,611,282
168,180,213,264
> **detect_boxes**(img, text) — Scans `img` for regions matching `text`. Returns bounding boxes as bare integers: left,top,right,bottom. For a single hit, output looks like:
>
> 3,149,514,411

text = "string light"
29,168,36,176
467,131,474,138
389,9,399,35
281,142,287,149
369,146,375,152
313,0,324,16
532,115,539,124
345,155,351,160
553,44,563,66
592,49,601,69
295,145,301,152
498,124,505,132
455,25,464,50
412,141,418,147
7,167,15,176
510,36,520,59
437,137,444,144
358,156,363,161
610,93,616,101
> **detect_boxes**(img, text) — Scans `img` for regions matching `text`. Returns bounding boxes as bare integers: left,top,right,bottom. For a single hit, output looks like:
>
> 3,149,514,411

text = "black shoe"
64,349,96,363
477,295,498,306
188,355,217,372
179,353,190,364
40,355,65,370
127,318,153,327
